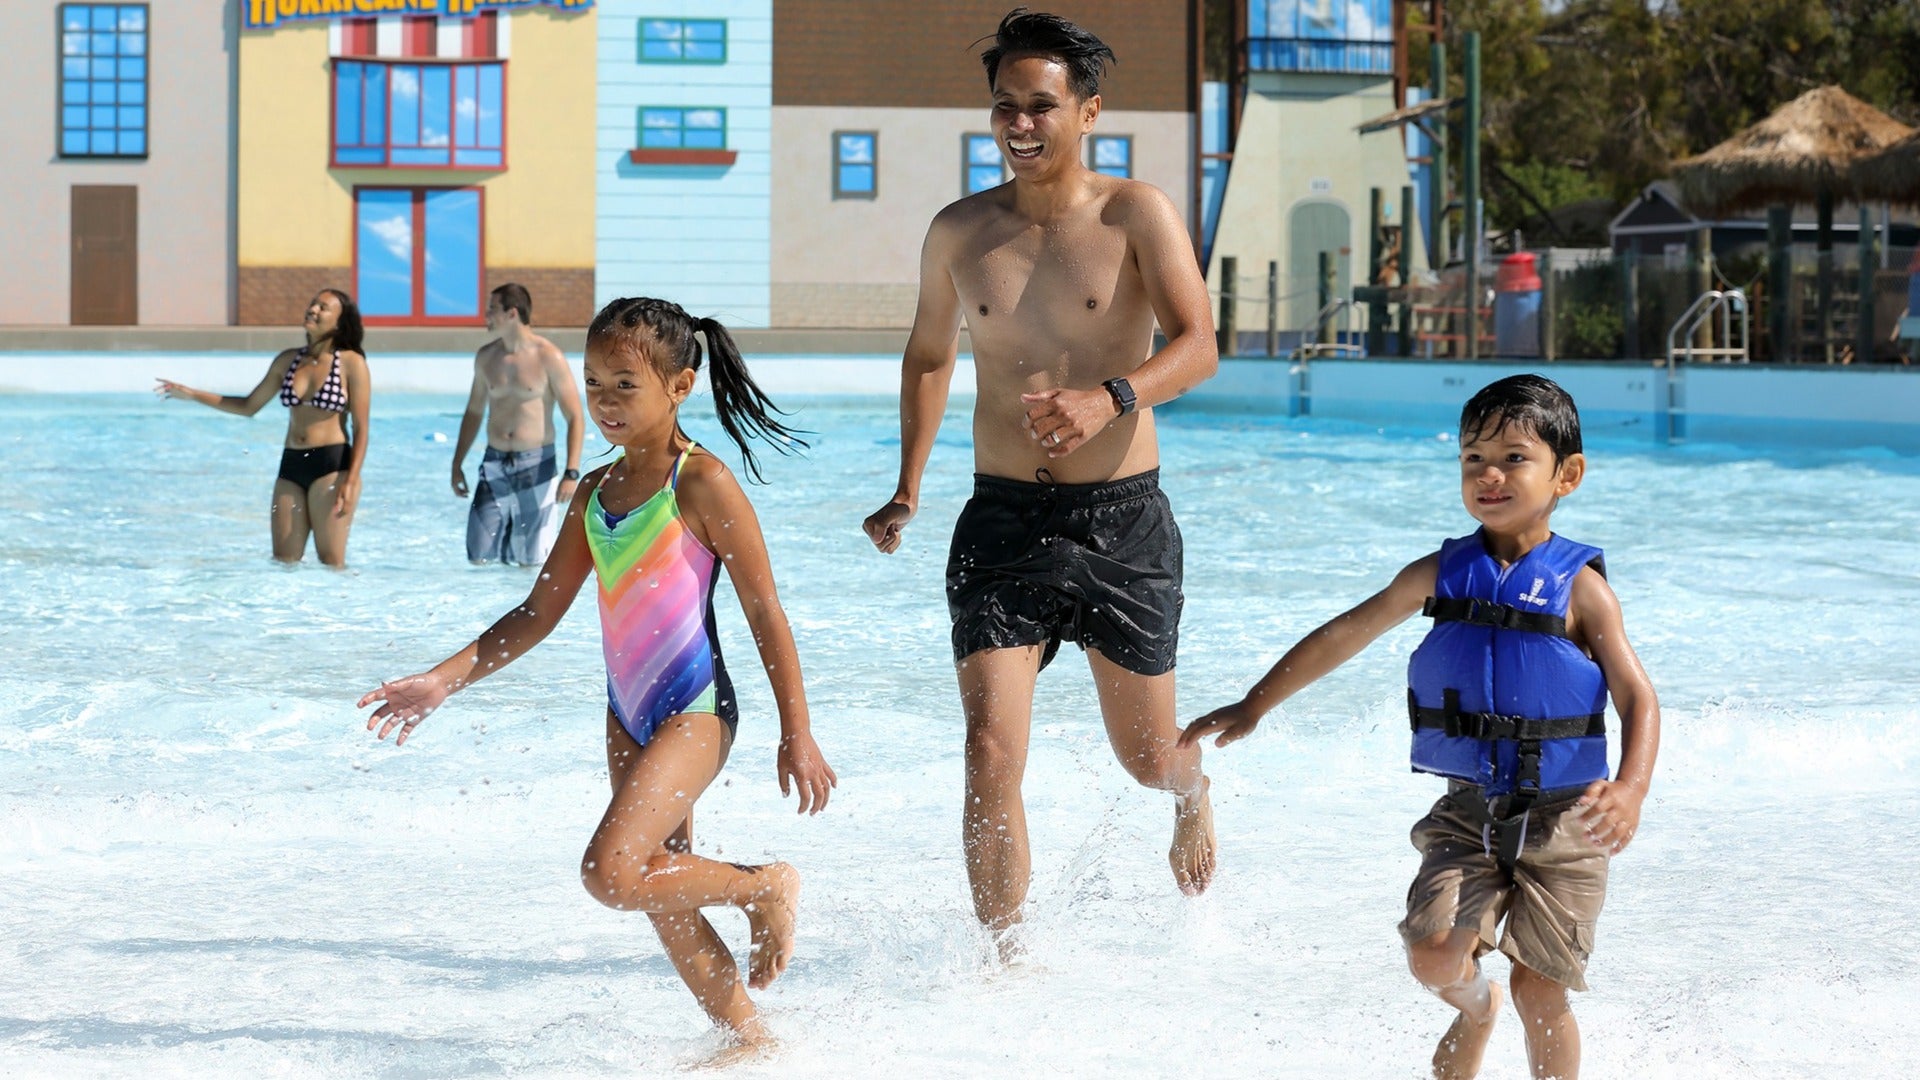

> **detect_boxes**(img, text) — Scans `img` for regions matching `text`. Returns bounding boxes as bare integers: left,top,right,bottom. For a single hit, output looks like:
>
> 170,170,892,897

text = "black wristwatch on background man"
1102,376,1137,416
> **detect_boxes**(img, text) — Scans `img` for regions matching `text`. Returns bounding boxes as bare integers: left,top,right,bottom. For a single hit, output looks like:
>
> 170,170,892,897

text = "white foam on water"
2,394,1917,1077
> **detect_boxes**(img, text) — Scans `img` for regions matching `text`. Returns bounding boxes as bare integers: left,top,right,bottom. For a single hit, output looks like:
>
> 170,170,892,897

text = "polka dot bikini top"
280,350,348,412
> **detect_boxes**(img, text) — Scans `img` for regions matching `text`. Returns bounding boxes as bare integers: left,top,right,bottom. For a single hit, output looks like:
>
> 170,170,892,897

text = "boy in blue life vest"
1181,374,1660,1080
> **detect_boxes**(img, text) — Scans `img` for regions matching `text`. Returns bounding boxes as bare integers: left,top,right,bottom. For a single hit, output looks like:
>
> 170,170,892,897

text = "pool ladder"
1662,289,1750,442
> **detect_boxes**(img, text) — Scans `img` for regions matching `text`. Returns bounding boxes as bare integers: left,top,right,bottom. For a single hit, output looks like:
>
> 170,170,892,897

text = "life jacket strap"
1407,687,1606,741
1422,595,1571,640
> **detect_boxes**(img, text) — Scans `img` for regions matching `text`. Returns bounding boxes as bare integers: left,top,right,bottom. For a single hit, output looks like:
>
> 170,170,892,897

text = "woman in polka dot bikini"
157,289,372,568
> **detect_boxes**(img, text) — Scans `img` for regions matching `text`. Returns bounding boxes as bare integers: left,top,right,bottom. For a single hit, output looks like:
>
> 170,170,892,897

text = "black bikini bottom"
278,444,349,491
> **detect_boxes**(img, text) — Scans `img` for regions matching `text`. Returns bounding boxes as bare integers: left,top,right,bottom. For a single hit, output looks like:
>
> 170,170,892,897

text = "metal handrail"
1288,299,1364,360
1665,289,1750,366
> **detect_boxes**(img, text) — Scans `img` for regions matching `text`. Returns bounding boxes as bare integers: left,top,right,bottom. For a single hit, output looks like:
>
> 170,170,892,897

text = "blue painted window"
356,187,484,323
640,107,726,150
1091,135,1132,179
640,18,725,62
964,134,1003,195
834,131,876,198
1246,0,1394,74
334,61,504,168
59,4,147,157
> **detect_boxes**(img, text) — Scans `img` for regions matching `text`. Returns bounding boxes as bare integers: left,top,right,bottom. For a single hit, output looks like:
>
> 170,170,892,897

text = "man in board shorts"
451,283,585,565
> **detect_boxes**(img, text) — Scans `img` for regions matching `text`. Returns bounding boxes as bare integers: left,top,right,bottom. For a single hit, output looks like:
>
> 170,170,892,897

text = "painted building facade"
0,1,233,326
1207,0,1421,334
595,0,772,325
236,0,597,327
768,0,1197,329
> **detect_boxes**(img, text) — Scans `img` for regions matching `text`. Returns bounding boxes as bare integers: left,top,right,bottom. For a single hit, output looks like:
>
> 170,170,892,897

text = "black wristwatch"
562,468,582,482
1102,377,1137,416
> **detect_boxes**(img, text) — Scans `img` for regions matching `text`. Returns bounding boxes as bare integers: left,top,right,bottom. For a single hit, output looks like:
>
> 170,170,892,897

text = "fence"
1213,246,1920,363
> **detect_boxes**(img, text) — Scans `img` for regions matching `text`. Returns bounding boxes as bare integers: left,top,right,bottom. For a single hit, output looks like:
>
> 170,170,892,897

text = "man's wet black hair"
1458,374,1583,464
979,8,1116,101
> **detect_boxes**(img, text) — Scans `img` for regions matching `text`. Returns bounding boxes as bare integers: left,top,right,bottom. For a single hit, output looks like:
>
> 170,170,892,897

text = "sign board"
244,0,592,31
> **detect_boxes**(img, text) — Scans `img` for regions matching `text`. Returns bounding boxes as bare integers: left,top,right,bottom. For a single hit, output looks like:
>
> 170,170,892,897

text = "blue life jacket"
1407,531,1610,800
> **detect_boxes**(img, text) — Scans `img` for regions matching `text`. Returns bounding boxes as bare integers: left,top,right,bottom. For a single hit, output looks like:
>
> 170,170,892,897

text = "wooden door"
71,186,138,325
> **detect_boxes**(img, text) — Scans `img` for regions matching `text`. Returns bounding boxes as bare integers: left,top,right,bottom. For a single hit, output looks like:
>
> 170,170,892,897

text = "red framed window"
401,16,436,58
338,17,376,57
354,186,485,326
463,12,498,59
332,59,505,169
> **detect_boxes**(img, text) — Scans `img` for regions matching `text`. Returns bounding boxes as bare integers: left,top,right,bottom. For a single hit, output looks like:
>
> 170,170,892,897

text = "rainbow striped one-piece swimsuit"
584,444,737,745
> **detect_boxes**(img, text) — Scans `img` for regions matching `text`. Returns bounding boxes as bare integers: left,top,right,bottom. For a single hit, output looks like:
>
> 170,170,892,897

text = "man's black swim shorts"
945,469,1182,676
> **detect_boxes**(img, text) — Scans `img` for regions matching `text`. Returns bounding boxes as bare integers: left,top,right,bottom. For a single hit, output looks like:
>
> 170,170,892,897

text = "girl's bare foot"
743,862,801,990
1170,777,1217,895
695,1021,776,1070
1433,982,1503,1080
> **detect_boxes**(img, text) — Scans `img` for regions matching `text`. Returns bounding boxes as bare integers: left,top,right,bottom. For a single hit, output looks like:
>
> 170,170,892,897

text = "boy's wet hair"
491,282,532,325
586,297,808,483
1458,374,1583,464
979,8,1116,102
319,288,365,356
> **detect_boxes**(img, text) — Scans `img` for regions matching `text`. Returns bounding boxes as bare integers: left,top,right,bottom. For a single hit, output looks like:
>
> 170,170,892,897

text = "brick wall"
772,282,918,328
241,266,594,326
238,267,354,326
773,1,1191,112
484,267,596,327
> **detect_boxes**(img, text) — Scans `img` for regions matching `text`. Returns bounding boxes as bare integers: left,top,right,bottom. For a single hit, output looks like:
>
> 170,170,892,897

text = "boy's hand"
359,672,452,746
1574,779,1646,854
777,731,838,815
1179,701,1263,749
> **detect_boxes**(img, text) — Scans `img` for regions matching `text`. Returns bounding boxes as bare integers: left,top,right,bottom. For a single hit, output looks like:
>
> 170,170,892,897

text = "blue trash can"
1493,252,1543,357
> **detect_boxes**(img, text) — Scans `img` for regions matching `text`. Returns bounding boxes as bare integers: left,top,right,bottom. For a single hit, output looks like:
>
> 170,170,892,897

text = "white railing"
1665,289,1750,366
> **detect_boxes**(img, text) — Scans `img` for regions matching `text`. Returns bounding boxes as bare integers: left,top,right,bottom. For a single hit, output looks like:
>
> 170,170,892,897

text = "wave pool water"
2,390,1916,1078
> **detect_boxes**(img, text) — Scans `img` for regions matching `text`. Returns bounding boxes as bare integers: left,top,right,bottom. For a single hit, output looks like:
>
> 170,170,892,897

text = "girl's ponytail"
586,297,808,484
695,316,809,483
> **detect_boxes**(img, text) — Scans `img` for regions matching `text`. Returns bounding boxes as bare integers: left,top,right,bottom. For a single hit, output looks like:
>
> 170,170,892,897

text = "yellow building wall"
237,10,595,270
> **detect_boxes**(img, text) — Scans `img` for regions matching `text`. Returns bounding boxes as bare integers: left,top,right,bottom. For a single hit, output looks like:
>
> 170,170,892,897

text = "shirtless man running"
863,9,1221,939
452,283,586,566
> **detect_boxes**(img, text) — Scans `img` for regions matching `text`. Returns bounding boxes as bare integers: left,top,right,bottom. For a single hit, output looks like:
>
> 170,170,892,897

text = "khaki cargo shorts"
1396,784,1609,991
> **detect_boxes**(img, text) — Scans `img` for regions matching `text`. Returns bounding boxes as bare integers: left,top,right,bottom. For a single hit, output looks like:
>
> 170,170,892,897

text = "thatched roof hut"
1672,86,1912,216
1851,129,1920,204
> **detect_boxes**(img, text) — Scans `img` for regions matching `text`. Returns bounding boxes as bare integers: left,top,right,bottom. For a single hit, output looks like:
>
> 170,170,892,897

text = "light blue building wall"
596,0,771,325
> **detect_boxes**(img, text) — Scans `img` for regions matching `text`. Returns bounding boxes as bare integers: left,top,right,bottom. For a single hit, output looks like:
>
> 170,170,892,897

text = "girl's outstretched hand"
777,731,837,815
1178,700,1263,749
359,672,453,746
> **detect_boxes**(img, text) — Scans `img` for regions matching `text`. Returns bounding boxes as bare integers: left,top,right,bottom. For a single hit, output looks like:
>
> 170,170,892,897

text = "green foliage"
1557,298,1624,358
1425,0,1920,230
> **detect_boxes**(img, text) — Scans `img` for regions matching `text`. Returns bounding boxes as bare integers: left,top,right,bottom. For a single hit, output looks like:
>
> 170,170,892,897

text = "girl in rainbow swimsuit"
359,297,837,1054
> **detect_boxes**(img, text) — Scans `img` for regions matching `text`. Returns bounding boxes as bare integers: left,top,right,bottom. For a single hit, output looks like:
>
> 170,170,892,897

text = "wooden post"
1318,251,1336,345
1218,255,1238,357
1540,248,1556,361
1367,187,1387,355
1619,248,1639,360
1858,205,1877,364
1428,41,1448,272
1692,225,1713,353
1817,186,1834,363
1463,32,1481,359
1767,206,1791,362
1266,260,1280,357
1401,183,1416,355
